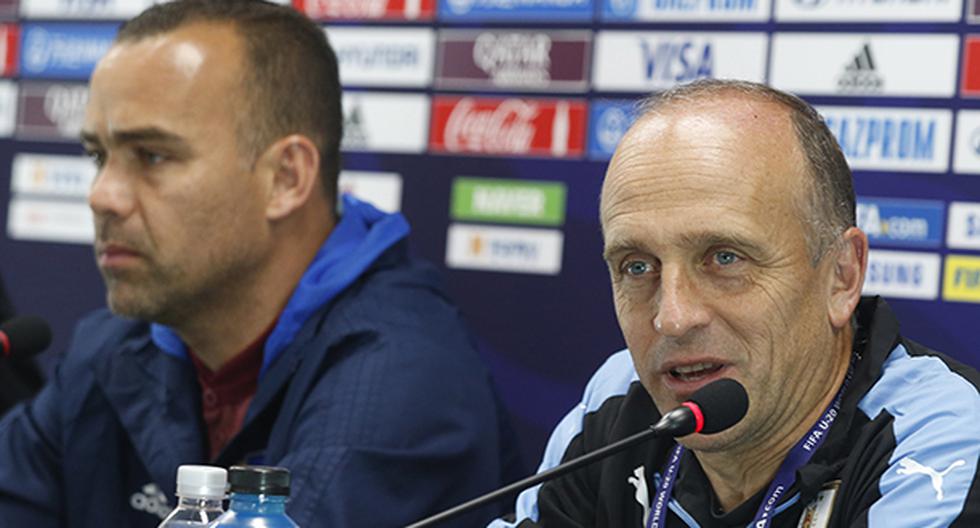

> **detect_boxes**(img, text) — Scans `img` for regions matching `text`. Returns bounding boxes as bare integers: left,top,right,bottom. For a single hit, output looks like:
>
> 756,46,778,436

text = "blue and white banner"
602,0,771,22
438,0,594,22
587,99,639,161
856,197,945,249
19,23,116,80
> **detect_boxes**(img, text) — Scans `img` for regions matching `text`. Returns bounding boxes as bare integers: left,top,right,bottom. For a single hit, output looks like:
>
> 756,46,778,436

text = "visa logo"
855,199,943,248
826,116,935,161
641,40,712,83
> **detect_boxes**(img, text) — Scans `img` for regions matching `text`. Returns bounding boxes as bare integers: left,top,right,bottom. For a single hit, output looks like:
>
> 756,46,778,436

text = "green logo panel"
451,177,567,226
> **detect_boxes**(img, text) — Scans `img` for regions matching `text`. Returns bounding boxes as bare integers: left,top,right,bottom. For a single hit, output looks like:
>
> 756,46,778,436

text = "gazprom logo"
856,198,944,248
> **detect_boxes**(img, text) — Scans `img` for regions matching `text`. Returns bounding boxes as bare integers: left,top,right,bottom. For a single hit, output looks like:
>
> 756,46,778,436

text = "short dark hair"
117,0,342,203
637,79,855,264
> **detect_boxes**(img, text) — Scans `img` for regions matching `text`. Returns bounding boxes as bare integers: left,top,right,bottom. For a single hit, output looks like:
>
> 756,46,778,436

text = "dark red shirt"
188,327,272,461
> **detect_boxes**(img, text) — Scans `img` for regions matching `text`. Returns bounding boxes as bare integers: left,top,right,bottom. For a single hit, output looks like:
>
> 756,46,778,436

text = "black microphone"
0,315,52,360
406,378,749,528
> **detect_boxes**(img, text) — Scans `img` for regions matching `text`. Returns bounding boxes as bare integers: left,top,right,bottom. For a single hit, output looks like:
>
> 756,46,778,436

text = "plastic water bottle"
158,465,227,527
209,466,299,527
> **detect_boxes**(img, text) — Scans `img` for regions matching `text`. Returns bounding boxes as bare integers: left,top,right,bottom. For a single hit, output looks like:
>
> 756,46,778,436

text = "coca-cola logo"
473,33,551,86
308,0,388,17
444,98,538,153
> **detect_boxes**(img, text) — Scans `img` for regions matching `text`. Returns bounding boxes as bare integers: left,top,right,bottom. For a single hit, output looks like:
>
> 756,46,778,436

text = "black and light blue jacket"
492,297,979,527
0,196,522,527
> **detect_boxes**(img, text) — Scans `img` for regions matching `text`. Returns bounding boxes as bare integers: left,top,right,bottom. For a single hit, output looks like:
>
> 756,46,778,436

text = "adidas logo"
341,101,368,149
837,43,884,94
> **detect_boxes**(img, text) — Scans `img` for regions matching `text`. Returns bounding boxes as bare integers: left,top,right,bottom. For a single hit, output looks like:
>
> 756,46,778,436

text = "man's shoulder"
64,308,151,364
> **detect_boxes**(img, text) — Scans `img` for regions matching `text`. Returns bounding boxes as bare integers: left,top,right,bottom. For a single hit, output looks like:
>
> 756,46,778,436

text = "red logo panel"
962,36,980,97
429,96,587,158
294,0,435,21
0,24,17,77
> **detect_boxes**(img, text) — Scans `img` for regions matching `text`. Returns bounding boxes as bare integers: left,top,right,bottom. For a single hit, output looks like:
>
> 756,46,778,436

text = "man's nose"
652,266,711,337
88,159,135,219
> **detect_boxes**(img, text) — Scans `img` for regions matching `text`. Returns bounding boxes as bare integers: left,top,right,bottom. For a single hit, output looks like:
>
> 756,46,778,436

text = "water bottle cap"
228,465,290,496
175,465,227,499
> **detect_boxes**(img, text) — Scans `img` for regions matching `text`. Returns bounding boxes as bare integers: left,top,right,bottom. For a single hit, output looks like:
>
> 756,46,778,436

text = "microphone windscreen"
1,315,52,359
688,378,749,434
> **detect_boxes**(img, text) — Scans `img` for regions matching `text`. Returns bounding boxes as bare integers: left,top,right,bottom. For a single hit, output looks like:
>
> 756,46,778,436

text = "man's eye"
85,150,106,169
624,260,651,276
714,251,740,266
137,149,166,166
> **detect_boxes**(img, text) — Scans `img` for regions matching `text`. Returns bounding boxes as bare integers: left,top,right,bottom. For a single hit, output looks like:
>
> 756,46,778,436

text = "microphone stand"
406,411,693,528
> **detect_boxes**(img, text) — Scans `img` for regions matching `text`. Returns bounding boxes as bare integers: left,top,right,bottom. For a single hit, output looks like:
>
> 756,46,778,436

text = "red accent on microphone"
682,401,704,434
0,331,9,358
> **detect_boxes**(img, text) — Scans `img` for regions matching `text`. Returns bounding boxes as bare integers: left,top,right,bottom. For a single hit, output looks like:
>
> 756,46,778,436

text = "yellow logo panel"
943,255,980,303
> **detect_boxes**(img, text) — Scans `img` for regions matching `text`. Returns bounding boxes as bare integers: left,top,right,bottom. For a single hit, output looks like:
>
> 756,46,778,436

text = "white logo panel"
771,33,959,97
947,202,980,250
7,198,94,244
592,31,768,92
20,0,159,18
446,224,563,275
341,92,430,153
0,80,17,138
338,171,403,213
11,153,96,198
775,0,962,22
326,27,435,88
863,250,941,300
818,106,952,173
606,0,771,21
954,110,980,175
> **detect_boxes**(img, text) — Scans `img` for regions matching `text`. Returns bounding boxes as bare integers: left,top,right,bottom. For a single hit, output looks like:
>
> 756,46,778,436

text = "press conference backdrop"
0,0,979,465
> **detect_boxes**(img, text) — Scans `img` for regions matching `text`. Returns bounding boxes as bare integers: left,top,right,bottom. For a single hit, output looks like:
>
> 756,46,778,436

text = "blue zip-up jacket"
0,196,522,527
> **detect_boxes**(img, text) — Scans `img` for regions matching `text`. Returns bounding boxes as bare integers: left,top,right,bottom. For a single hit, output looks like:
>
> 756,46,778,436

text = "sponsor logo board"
0,80,17,137
446,223,564,275
20,23,117,80
451,177,566,226
429,96,586,158
0,0,16,19
6,198,93,244
341,92,430,153
592,31,767,92
338,171,403,213
435,30,590,92
953,110,980,174
856,198,944,249
943,255,980,303
961,36,980,97
0,23,17,76
438,0,593,21
775,0,962,22
819,106,952,173
327,27,434,88
771,33,959,97
602,0,771,22
11,153,95,198
20,0,158,19
946,202,980,250
863,250,940,300
587,99,638,161
298,0,435,20
16,81,88,141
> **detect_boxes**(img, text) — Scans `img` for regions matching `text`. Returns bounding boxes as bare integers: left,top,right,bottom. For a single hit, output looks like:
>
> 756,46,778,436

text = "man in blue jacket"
0,1,521,526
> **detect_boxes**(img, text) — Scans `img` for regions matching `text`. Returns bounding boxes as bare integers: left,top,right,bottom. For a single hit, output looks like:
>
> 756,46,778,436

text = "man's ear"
260,134,320,221
828,226,869,329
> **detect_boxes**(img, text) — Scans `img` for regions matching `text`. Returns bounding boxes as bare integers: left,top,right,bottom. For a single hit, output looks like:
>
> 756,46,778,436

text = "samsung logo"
21,24,116,79
863,250,940,300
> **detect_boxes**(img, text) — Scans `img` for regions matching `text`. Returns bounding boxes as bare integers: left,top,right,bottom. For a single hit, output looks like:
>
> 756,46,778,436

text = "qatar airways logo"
444,98,539,153
473,33,551,85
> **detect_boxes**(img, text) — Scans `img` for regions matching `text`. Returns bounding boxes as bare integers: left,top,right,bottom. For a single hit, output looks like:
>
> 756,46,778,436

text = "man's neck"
694,336,853,512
